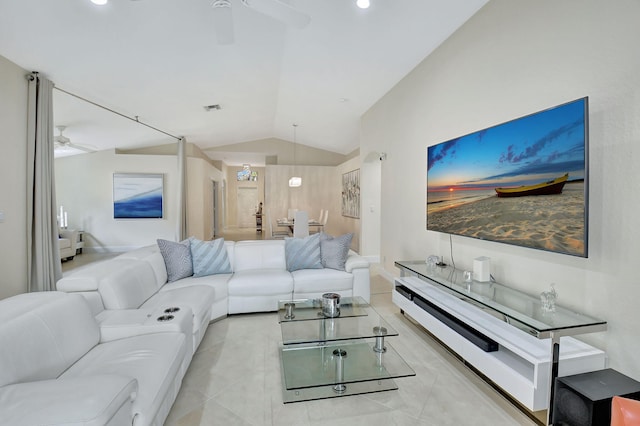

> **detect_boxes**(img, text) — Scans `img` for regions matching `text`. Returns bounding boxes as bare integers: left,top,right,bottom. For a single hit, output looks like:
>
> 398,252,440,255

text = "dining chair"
318,209,325,224
322,209,329,226
293,210,309,238
311,209,325,234
268,210,290,239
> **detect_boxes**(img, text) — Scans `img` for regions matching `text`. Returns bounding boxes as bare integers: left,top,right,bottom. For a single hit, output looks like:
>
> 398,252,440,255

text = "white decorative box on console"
394,261,607,417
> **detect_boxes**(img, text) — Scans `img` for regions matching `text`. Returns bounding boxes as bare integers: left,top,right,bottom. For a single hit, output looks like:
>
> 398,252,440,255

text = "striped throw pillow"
189,237,232,277
157,239,193,282
285,233,323,272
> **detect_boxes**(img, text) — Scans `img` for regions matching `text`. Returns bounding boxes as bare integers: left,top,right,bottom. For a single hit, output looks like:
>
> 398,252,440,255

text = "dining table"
276,218,324,234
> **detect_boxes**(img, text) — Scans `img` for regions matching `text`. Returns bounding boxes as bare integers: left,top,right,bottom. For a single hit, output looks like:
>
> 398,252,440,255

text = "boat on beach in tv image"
494,173,568,197
426,97,588,257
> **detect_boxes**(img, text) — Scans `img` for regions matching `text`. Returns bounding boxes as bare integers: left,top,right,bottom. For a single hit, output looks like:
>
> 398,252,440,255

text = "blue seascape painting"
113,173,163,219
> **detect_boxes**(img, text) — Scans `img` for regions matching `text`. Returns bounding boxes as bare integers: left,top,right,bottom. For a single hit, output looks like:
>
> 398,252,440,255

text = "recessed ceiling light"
91,0,108,5
356,0,370,9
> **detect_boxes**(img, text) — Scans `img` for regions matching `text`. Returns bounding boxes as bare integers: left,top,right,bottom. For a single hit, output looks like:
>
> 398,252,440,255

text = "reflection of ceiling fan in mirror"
132,0,311,45
54,126,96,154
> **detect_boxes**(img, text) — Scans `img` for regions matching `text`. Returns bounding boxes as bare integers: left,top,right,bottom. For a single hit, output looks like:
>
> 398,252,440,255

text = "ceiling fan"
54,126,96,154
210,0,311,45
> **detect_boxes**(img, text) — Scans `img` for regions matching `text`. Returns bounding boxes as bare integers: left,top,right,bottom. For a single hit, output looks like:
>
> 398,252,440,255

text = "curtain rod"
54,86,181,141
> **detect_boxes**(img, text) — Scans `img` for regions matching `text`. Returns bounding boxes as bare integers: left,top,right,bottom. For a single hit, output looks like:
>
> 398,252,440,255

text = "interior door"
237,187,258,228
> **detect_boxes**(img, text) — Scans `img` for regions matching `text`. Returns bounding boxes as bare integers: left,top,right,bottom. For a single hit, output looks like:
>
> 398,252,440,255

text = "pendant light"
288,123,302,187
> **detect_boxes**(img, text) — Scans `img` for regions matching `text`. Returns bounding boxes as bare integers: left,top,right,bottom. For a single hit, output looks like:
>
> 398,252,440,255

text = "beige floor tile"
166,288,537,426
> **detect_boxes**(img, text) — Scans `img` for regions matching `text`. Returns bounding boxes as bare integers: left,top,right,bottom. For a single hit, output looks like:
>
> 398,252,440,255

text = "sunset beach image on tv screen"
426,97,588,257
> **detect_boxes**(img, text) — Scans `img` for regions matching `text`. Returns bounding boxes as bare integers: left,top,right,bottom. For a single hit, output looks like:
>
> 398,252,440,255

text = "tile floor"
164,273,538,426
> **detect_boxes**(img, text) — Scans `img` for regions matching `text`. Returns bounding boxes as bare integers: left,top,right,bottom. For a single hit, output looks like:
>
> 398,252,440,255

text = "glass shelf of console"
394,260,606,339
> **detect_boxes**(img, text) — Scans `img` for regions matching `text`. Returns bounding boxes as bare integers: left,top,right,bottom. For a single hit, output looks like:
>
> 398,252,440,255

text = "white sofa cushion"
0,291,67,323
233,240,286,271
98,261,159,310
61,332,188,426
118,246,168,288
0,375,137,426
0,292,100,387
162,274,230,302
291,268,353,294
228,269,293,296
56,258,142,293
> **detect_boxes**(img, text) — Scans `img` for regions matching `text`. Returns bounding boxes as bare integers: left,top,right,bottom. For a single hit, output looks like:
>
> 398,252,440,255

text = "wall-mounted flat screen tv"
426,97,588,257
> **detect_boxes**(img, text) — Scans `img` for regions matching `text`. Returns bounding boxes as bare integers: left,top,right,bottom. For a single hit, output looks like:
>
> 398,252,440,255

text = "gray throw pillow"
285,233,323,272
189,237,232,277
320,232,353,271
157,239,193,282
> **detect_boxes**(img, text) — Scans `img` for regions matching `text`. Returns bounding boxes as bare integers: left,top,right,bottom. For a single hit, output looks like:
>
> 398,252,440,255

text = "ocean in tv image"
427,98,588,257
113,174,163,219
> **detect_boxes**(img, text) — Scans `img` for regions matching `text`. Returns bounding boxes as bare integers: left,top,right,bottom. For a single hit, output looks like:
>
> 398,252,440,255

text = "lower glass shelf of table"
277,297,415,403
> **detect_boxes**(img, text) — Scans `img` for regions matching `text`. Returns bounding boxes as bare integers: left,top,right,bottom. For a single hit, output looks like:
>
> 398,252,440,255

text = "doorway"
237,187,258,228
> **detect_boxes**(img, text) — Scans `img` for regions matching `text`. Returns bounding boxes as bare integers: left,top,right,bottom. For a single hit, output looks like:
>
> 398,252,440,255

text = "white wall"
360,150,382,261
186,156,224,240
361,0,640,379
0,55,28,299
56,150,180,251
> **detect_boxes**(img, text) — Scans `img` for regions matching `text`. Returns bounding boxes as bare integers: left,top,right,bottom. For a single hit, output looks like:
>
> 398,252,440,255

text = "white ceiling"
0,0,487,162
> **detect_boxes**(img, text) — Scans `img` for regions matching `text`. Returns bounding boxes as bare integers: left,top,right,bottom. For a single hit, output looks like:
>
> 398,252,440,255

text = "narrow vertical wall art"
342,169,360,218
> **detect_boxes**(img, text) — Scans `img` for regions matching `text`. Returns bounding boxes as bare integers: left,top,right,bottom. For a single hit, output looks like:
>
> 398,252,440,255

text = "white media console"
394,261,607,419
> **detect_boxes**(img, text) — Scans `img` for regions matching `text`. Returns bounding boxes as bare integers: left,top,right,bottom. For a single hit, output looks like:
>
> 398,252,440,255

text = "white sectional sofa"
0,291,191,426
2,236,369,425
57,238,371,322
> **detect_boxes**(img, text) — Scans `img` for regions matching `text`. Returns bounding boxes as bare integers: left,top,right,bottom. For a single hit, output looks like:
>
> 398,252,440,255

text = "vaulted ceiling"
0,0,487,163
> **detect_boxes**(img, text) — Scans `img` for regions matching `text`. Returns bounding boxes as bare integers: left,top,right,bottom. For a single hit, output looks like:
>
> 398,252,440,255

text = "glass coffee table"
278,296,415,403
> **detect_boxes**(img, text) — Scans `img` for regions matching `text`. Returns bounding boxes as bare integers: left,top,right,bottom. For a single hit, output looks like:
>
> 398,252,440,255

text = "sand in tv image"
113,173,164,219
427,98,588,257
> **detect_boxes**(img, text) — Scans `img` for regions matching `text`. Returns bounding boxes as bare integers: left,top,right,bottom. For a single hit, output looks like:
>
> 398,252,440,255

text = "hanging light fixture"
288,123,302,187
356,0,370,9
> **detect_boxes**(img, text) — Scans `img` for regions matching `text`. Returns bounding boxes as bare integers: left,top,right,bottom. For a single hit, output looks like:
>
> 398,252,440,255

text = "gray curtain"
26,72,62,292
177,136,187,241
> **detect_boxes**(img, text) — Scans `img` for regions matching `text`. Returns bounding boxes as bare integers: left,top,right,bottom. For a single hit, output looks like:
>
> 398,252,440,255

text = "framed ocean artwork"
113,173,164,219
